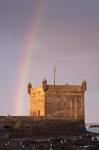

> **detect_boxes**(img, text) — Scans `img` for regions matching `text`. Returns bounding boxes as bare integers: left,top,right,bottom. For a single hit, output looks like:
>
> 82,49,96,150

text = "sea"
86,123,99,141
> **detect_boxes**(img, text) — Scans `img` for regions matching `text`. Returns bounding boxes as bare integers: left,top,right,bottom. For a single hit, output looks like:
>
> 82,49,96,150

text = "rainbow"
14,1,47,116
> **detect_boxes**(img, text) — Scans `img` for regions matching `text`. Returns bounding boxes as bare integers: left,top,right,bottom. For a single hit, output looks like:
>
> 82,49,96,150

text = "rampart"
0,116,86,137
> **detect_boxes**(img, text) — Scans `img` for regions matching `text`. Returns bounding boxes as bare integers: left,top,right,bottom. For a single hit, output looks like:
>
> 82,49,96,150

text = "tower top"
42,78,48,91
82,80,87,91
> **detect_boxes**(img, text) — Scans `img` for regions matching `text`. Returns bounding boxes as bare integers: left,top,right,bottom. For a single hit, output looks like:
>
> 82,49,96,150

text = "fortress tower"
28,79,87,121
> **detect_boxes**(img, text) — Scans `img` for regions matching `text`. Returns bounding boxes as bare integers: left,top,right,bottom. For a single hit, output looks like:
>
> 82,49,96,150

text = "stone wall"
45,85,85,120
0,117,86,137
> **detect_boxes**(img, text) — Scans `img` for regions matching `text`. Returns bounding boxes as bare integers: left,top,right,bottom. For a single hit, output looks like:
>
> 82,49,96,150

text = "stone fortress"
28,79,87,121
0,80,99,149
0,79,87,139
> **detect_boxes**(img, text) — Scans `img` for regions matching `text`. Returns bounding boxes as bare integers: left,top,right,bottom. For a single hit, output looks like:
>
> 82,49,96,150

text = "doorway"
38,109,40,117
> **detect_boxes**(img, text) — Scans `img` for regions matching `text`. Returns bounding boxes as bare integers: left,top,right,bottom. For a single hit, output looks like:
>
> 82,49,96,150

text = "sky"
0,0,99,123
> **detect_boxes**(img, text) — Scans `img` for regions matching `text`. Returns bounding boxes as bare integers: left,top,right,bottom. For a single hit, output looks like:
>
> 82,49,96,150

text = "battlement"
28,80,87,93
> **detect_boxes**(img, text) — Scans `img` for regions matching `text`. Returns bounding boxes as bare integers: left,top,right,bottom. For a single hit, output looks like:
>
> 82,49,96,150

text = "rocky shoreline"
0,130,99,150
0,133,99,150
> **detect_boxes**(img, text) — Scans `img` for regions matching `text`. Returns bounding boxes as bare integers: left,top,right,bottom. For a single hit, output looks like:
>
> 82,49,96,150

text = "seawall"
0,116,86,137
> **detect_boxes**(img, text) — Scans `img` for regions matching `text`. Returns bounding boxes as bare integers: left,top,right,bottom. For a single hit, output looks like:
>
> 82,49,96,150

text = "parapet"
28,80,87,94
82,80,87,91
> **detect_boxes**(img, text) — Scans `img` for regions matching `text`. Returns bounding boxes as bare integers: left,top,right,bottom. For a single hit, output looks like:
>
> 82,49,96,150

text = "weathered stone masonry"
28,79,87,120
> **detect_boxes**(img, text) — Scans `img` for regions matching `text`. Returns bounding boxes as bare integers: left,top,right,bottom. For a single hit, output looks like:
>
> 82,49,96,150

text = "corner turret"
42,78,48,91
27,82,32,94
82,80,87,91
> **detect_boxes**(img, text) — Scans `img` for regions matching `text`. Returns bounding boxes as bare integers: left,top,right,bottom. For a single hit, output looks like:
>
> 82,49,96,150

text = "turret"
42,78,48,91
27,82,32,94
82,80,87,91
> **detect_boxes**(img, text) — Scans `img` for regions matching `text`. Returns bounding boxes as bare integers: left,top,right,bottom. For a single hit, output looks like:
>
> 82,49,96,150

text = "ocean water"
86,127,99,133
86,126,99,141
